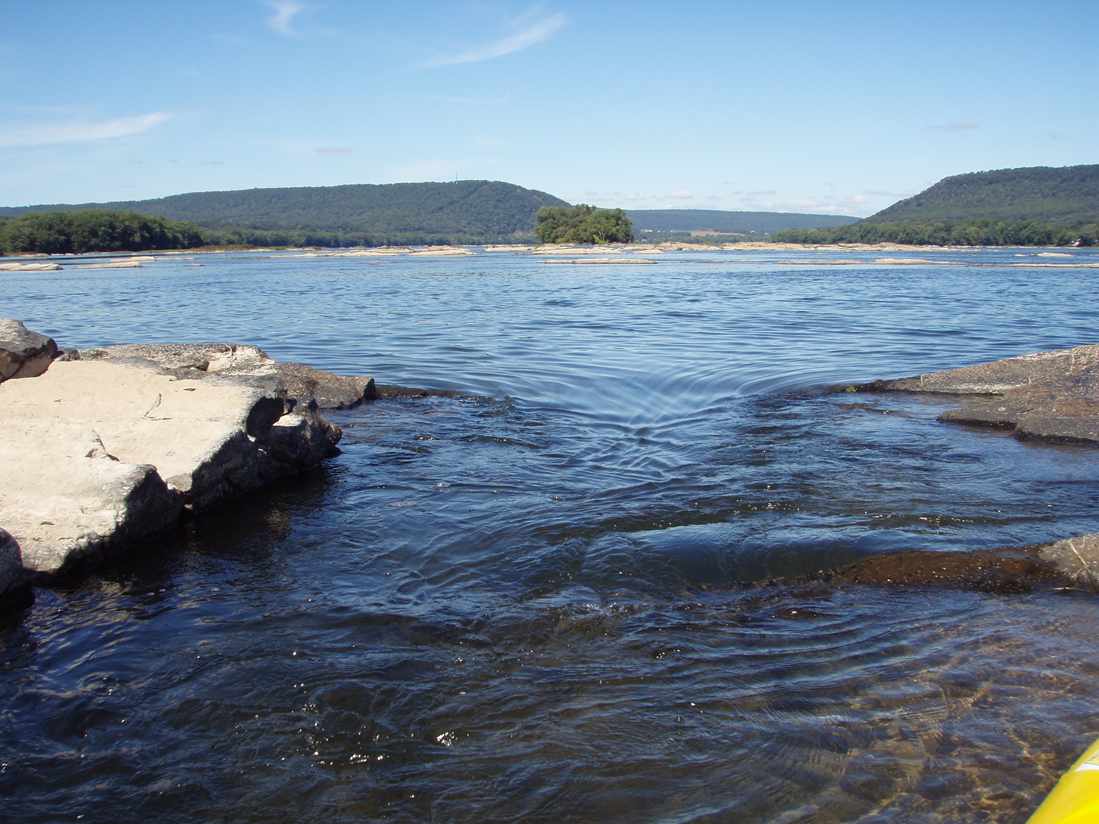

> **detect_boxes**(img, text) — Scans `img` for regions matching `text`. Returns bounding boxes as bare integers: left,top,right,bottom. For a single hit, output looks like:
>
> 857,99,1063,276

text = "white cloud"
267,0,304,35
0,112,172,148
427,10,566,67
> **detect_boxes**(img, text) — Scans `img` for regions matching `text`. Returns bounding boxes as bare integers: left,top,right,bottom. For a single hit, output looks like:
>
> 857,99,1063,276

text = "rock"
79,342,277,381
277,362,376,409
81,343,376,410
1038,534,1099,590
783,536,1098,594
0,356,340,578
76,260,144,270
0,319,59,383
815,546,1060,593
0,529,31,608
851,344,1099,445
0,262,61,272
0,422,183,577
543,258,658,265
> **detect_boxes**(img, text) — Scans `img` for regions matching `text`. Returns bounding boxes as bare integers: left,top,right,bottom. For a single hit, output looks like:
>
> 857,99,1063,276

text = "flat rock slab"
0,424,182,576
3,360,280,488
80,342,277,380
0,319,59,383
81,343,375,409
0,358,340,576
851,344,1099,445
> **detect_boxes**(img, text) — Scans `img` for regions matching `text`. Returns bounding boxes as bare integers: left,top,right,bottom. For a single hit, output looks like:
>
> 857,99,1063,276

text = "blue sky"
2,0,1095,216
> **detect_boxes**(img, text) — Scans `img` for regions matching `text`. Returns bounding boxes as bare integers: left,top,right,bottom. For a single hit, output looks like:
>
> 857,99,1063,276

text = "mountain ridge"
866,164,1099,225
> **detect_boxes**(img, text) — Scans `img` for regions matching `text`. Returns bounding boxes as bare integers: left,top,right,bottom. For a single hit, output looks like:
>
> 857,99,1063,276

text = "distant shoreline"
4,240,1095,262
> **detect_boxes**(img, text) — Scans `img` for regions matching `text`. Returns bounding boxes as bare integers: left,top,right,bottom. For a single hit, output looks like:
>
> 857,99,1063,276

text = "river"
3,247,1099,822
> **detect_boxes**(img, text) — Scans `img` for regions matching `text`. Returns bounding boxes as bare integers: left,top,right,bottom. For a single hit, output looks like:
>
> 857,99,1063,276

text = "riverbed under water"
3,248,1099,822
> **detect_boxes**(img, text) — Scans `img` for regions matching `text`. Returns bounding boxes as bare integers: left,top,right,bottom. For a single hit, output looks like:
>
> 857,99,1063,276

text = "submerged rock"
851,344,1099,445
817,546,1060,593
0,319,59,383
792,535,1098,594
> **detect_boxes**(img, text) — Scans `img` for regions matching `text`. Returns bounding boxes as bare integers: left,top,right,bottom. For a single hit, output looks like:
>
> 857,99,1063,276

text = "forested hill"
0,181,568,244
626,209,858,234
867,164,1099,224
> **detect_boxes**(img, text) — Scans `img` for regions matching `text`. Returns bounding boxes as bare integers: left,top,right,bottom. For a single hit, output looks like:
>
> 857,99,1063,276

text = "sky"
2,0,1096,217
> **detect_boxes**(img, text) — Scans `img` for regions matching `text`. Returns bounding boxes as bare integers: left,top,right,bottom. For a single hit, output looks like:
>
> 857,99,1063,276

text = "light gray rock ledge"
0,325,356,590
0,319,59,383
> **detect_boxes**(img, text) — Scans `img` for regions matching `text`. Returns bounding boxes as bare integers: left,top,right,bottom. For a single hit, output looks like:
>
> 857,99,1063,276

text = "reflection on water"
3,249,1099,822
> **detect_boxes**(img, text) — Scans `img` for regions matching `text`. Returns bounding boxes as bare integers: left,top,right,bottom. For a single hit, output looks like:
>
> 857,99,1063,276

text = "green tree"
535,204,633,243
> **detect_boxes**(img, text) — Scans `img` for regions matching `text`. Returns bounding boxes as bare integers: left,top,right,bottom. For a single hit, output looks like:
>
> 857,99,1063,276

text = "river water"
3,248,1099,822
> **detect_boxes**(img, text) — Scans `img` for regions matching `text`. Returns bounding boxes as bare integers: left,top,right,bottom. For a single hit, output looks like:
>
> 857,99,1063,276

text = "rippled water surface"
3,248,1099,822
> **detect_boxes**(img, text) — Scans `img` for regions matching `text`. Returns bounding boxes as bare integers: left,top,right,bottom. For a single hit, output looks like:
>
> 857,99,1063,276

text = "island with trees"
534,205,634,243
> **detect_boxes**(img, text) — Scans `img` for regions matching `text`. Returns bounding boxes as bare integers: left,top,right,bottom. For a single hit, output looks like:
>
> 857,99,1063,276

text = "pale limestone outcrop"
0,337,344,579
0,262,61,272
0,423,182,576
0,319,59,383
79,343,376,409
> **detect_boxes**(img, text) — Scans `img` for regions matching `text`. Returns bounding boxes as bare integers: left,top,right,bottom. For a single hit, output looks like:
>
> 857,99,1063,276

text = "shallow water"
3,248,1099,822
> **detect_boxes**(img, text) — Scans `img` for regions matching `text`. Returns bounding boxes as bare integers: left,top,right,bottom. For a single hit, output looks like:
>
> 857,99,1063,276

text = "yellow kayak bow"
1028,738,1099,823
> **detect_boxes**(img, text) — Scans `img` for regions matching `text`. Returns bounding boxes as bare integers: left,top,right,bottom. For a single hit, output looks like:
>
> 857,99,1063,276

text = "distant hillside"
0,180,568,243
867,164,1099,224
626,209,859,235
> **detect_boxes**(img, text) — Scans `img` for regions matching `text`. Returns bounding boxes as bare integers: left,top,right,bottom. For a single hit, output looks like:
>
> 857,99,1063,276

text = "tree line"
0,209,558,254
0,211,207,255
773,219,1099,247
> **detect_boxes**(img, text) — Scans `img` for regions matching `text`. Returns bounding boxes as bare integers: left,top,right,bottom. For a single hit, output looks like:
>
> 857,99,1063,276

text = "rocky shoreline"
809,345,1099,592
2,323,1097,611
0,321,376,607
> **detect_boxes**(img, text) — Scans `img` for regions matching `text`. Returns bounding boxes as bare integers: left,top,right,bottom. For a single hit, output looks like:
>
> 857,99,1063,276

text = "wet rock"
785,534,1099,594
0,528,31,609
0,319,59,383
278,361,376,409
851,344,1099,445
818,547,1060,593
375,384,469,400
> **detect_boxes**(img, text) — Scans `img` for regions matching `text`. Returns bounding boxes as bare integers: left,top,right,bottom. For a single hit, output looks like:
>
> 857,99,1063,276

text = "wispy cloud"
928,120,980,132
426,9,566,67
0,112,172,148
267,0,304,35
315,146,353,156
